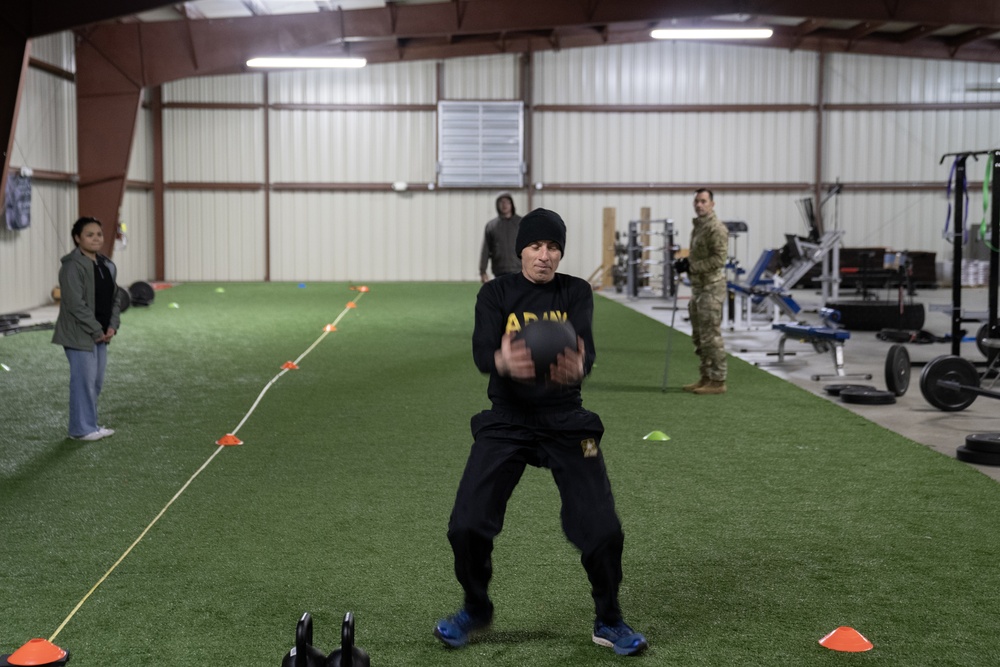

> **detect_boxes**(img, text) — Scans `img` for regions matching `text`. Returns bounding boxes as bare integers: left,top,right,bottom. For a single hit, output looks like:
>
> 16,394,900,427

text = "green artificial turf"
2,282,999,666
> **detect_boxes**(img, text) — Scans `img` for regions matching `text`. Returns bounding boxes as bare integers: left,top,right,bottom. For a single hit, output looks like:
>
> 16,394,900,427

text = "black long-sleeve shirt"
473,271,596,413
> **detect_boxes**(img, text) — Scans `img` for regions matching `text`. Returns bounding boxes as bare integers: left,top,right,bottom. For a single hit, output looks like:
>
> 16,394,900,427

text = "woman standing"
52,217,122,441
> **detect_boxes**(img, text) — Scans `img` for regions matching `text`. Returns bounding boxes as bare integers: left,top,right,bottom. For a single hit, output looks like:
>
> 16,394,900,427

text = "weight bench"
771,323,871,381
728,249,801,328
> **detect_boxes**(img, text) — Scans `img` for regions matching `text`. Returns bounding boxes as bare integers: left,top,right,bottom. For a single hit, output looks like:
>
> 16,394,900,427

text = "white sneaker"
97,427,115,438
74,431,105,441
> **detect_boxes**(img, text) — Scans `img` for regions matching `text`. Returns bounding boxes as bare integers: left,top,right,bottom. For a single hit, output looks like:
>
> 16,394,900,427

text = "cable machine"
939,149,999,357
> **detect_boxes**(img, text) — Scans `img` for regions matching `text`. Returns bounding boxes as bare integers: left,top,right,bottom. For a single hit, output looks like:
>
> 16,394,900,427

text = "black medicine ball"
515,319,577,377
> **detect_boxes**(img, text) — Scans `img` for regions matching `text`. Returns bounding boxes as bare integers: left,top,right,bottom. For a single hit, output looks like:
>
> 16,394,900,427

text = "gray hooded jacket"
479,192,523,277
52,247,121,351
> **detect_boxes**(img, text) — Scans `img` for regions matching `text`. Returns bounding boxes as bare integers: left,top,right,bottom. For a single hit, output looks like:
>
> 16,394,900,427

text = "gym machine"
625,218,675,299
919,149,1000,414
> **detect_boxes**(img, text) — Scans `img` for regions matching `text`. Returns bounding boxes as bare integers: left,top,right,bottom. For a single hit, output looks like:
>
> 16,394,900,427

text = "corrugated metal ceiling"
20,1,1000,65
114,0,1000,66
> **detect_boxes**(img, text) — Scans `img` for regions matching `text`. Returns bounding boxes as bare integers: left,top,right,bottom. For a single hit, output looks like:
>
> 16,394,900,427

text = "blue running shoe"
433,609,491,648
593,619,649,656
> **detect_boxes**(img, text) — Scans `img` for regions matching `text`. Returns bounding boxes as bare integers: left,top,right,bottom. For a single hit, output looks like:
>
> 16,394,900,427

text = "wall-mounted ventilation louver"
437,101,524,188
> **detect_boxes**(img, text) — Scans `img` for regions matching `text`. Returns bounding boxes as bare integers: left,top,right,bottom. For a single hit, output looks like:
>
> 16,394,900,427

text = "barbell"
919,355,1000,412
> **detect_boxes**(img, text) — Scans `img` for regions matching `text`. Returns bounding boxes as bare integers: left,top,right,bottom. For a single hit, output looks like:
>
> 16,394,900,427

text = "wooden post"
640,207,651,286
590,207,618,289
600,207,616,289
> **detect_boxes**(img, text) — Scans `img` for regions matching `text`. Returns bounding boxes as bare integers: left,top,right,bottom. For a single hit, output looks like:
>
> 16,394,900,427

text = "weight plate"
965,433,1000,454
956,445,1000,467
976,323,988,358
117,285,131,313
919,355,979,412
839,388,897,405
884,344,910,397
976,323,1000,365
823,383,876,397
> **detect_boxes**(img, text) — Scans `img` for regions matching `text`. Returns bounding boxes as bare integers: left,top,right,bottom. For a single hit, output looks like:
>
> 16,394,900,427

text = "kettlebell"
281,612,329,667
325,612,370,667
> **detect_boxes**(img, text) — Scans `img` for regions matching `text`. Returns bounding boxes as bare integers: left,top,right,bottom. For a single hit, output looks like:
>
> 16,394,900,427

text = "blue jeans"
65,344,108,437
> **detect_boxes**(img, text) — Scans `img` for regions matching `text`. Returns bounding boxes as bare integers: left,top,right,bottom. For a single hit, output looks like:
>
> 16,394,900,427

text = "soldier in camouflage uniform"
675,189,728,394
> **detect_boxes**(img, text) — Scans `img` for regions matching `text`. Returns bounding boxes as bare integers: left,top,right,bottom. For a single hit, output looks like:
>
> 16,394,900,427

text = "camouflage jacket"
688,211,728,288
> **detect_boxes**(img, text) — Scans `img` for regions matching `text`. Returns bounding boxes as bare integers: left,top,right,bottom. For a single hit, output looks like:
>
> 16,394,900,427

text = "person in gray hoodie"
52,217,122,441
478,192,522,282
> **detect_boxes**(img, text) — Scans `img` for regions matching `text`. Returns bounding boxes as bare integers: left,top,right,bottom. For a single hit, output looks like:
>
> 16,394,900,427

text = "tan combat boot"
682,377,708,392
692,380,727,395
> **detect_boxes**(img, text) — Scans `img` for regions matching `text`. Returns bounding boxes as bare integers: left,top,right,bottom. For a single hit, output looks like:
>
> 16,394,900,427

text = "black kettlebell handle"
296,612,314,667
340,613,355,667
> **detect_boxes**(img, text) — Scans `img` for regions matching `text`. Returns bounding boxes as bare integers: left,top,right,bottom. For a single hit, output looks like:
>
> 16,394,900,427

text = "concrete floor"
601,283,1000,482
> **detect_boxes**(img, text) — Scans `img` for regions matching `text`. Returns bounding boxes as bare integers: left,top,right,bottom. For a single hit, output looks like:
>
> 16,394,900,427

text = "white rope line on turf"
48,289,365,642
231,292,363,436
229,370,290,436
294,294,362,365
49,446,225,642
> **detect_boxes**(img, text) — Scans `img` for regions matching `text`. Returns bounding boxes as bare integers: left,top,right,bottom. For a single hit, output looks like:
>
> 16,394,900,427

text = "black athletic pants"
447,407,625,624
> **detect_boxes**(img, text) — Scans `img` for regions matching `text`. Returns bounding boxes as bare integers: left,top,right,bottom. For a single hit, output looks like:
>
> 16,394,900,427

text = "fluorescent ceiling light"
246,57,367,69
650,28,773,40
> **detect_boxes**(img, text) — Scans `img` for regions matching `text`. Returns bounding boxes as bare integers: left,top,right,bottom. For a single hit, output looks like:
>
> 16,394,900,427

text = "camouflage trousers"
688,279,727,381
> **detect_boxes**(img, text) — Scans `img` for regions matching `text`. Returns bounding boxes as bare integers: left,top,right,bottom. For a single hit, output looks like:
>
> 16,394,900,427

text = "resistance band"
982,157,998,253
943,156,969,245
48,287,367,643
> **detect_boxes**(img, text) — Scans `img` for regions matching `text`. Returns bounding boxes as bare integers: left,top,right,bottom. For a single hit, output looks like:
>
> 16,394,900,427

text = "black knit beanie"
515,208,567,258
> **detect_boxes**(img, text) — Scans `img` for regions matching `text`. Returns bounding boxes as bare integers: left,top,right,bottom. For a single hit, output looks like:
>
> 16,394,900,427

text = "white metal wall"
441,54,520,100
165,191,266,281
7,37,1000,310
266,62,436,104
127,103,153,183
0,36,78,313
531,41,820,271
269,190,489,282
164,109,265,183
827,54,1000,104
115,188,157,288
11,68,76,172
532,111,814,184
824,52,1000,266
823,110,1000,182
0,182,76,312
533,42,817,105
269,110,435,183
164,74,265,104
27,32,75,72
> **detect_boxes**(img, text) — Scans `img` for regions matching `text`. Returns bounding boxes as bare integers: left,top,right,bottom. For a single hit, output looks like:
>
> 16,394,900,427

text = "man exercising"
435,208,648,656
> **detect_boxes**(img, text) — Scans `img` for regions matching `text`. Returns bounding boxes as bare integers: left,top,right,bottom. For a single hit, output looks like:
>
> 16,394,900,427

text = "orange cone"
819,626,873,652
324,324,337,332
346,302,357,309
281,361,299,370
216,433,243,446
3,637,69,665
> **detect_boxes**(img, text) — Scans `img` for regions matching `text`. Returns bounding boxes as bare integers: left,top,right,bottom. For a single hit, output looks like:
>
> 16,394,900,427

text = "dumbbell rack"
625,218,675,299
